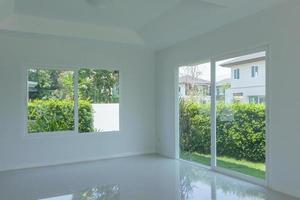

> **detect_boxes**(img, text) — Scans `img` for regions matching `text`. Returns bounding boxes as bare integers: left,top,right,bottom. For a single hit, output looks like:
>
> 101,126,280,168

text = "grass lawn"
180,152,265,179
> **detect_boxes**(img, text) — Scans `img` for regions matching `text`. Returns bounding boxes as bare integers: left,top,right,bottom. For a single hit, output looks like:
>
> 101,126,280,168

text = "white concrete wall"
156,1,300,198
0,31,156,171
92,104,119,132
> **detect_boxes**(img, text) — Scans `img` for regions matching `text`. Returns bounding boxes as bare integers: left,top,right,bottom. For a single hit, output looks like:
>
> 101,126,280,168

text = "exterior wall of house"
225,60,265,103
225,86,265,103
179,82,211,103
179,83,186,97
230,60,265,88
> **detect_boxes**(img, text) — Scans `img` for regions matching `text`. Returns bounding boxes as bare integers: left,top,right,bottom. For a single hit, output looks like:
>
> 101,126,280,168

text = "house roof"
216,78,231,86
179,75,210,85
220,52,266,67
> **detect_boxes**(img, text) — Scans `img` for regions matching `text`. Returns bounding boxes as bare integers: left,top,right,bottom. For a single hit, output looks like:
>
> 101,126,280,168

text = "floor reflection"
40,184,120,200
179,163,266,200
0,155,298,200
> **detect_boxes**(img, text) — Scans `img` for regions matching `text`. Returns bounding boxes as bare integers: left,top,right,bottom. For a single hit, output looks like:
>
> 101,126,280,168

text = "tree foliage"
28,68,119,103
28,69,74,100
78,69,119,103
28,99,93,133
180,100,265,162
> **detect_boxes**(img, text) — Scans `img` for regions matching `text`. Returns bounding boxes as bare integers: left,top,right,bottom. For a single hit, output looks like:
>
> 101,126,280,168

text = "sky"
179,59,232,82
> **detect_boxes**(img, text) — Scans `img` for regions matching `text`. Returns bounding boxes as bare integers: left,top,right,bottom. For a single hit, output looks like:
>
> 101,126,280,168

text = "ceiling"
0,0,284,50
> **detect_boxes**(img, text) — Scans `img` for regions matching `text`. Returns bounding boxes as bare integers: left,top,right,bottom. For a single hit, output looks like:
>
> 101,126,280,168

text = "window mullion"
74,70,79,133
211,60,217,169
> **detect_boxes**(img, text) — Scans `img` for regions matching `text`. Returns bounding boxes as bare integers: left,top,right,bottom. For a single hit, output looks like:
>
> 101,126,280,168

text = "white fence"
92,103,119,132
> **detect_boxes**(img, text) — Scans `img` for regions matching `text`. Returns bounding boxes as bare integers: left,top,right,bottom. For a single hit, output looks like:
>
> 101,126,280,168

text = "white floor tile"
0,155,298,200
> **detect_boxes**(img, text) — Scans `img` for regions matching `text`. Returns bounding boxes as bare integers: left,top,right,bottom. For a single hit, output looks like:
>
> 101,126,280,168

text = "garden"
180,100,266,178
27,68,119,133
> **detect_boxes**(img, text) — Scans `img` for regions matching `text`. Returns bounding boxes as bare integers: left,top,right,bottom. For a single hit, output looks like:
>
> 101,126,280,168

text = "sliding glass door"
215,51,266,179
179,50,267,180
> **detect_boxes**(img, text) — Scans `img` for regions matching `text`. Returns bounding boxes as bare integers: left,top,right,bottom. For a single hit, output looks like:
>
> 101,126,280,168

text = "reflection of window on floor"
249,96,265,104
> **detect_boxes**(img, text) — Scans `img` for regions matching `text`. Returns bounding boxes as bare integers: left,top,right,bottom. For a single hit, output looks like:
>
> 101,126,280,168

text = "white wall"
156,0,300,198
0,31,156,171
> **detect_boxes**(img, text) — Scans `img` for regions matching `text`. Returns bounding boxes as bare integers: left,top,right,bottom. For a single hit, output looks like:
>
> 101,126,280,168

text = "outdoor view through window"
179,62,211,166
27,68,120,134
179,51,266,179
78,69,119,133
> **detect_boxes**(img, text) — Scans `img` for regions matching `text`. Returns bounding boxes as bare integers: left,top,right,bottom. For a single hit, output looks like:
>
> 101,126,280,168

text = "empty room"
1,0,300,199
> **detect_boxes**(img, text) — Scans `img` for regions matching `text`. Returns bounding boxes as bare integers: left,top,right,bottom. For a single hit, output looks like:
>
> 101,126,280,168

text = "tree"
179,65,208,103
28,68,119,103
78,69,119,103
28,69,73,100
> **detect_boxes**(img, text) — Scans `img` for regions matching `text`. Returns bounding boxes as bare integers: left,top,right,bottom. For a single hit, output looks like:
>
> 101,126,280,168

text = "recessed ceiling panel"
14,0,182,29
6,0,286,49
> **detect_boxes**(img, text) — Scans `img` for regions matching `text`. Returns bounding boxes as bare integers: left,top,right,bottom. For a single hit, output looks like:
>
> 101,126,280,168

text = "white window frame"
176,46,270,187
24,65,121,137
251,65,259,77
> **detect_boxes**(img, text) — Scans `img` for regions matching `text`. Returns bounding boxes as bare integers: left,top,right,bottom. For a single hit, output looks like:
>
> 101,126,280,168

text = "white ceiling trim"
0,0,14,21
0,14,145,45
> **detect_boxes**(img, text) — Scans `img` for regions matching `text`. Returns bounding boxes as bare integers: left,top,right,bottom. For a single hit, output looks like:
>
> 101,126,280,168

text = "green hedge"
28,99,93,133
180,101,265,162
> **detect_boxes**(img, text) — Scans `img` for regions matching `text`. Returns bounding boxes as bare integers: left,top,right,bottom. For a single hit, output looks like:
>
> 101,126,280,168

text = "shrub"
28,99,93,133
78,100,93,133
180,100,265,162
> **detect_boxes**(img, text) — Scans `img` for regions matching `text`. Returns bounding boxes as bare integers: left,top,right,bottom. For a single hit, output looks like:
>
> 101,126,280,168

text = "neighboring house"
220,52,266,104
216,78,231,102
179,75,211,103
28,81,38,98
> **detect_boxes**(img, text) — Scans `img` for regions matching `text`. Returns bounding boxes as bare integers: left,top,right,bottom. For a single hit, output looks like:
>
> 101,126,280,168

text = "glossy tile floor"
0,155,298,200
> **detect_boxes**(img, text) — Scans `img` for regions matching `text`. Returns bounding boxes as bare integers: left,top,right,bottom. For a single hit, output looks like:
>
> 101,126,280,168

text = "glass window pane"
78,69,119,133
179,63,211,166
216,51,266,179
27,69,75,133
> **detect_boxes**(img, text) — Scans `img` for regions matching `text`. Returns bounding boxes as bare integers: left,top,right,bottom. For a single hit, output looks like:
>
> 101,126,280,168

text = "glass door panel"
215,52,266,179
179,62,211,166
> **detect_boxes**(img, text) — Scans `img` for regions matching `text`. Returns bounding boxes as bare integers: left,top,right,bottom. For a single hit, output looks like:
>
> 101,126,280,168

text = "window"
251,66,258,77
78,69,119,133
233,92,243,102
178,50,267,182
216,51,266,179
249,96,265,104
233,69,240,79
27,69,75,133
27,67,120,134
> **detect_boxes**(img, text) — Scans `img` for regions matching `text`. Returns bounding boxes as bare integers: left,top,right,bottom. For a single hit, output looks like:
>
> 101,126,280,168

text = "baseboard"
0,151,156,172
